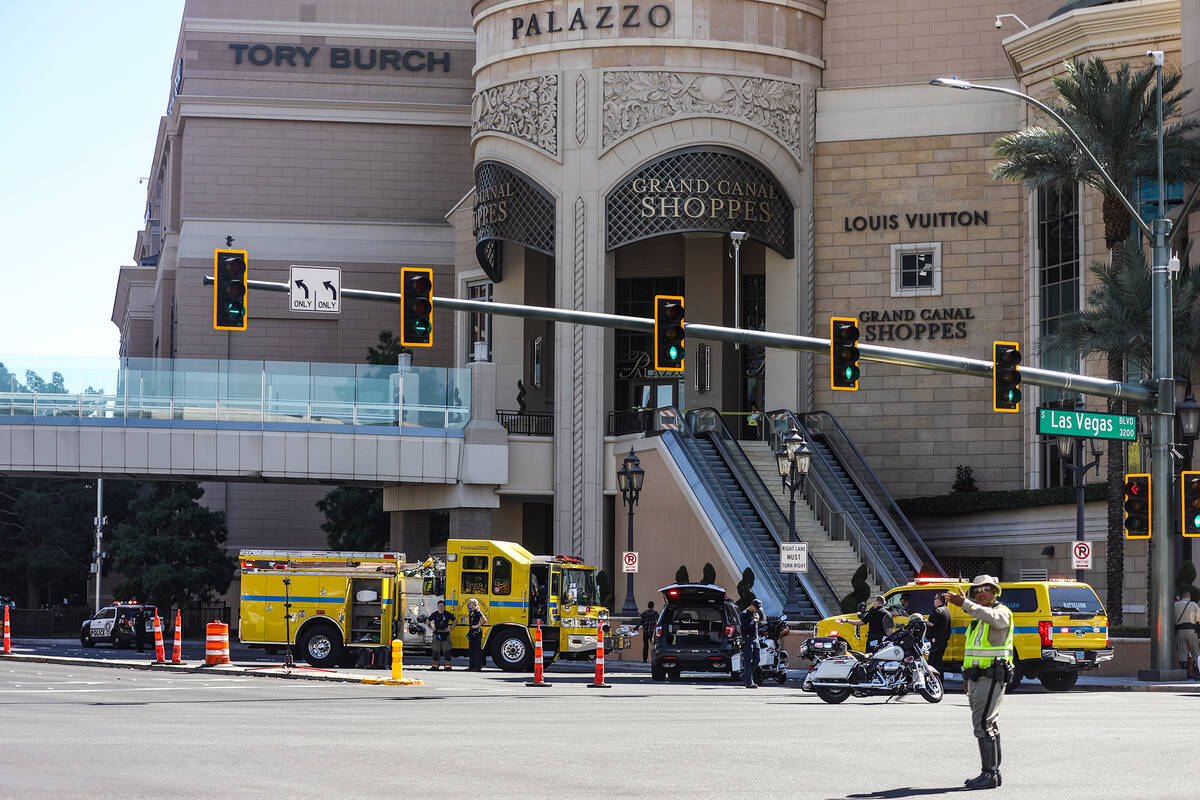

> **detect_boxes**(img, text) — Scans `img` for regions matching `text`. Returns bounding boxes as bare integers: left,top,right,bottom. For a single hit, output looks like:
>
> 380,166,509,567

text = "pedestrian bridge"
0,355,478,486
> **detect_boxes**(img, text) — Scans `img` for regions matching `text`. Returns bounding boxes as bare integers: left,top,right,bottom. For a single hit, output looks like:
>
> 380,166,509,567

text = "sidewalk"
3,641,1199,692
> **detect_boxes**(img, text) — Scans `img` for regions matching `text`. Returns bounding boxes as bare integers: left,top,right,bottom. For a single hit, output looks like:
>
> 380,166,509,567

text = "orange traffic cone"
588,626,611,688
153,612,166,663
3,605,10,655
525,620,552,687
171,610,183,664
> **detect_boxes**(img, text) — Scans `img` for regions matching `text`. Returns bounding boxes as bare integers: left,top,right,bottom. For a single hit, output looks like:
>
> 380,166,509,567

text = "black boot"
964,736,999,790
993,734,1002,786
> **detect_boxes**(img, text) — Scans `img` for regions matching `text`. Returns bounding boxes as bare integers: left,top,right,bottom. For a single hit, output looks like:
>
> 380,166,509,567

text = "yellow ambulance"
814,578,1113,691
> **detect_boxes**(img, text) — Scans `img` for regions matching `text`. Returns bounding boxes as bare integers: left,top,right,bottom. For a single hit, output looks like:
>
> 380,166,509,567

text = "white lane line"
0,685,263,694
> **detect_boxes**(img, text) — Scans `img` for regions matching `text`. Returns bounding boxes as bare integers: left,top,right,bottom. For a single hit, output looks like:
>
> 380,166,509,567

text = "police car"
80,602,157,649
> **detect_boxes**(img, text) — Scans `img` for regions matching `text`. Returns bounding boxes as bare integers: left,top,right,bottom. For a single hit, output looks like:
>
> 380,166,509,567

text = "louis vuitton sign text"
635,177,778,223
512,4,672,39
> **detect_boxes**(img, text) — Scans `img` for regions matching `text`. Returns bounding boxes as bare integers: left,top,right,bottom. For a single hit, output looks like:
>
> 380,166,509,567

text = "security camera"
729,231,747,242
995,16,1002,28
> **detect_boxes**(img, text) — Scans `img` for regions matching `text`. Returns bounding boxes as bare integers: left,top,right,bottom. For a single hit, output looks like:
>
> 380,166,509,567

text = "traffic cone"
171,610,183,664
525,620,552,687
3,605,10,655
588,625,611,688
153,612,166,663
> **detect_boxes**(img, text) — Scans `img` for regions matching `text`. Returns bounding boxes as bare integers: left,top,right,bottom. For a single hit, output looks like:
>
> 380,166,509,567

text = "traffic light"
400,267,434,347
1123,473,1151,539
1182,471,1200,537
992,341,1022,412
830,317,860,391
653,295,685,372
213,249,248,331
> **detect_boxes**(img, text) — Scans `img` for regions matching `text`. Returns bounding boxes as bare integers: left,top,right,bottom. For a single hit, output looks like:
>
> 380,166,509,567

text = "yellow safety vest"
963,606,1014,669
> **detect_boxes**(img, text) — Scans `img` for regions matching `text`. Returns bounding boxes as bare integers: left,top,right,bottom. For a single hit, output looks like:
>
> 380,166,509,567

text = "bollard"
588,626,611,688
152,612,166,663
171,609,183,664
205,621,231,665
525,620,552,687
391,639,404,681
3,605,10,655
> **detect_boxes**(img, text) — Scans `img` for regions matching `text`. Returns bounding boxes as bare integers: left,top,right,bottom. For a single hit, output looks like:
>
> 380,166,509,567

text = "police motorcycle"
802,614,943,704
754,614,791,684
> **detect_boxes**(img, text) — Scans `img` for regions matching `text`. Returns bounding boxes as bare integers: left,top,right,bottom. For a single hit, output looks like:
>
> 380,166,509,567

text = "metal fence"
496,410,554,436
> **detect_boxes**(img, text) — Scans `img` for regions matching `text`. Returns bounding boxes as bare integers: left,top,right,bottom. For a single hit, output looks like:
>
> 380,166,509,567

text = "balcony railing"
496,410,554,436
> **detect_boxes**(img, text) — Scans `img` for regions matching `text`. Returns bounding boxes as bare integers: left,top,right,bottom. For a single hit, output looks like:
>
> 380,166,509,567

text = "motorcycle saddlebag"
809,655,857,681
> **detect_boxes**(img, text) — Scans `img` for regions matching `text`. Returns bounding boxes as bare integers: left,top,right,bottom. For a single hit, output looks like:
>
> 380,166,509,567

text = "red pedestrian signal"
1123,473,1150,540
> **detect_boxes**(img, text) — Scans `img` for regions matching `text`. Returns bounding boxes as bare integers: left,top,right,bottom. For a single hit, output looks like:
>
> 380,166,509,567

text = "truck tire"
651,662,666,681
1039,670,1079,692
490,629,534,671
297,623,342,668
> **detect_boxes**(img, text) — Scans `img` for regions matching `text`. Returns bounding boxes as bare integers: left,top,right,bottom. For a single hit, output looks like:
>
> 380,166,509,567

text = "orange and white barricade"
171,609,183,664
152,612,166,663
588,626,611,688
525,620,552,687
3,605,10,654
205,621,231,665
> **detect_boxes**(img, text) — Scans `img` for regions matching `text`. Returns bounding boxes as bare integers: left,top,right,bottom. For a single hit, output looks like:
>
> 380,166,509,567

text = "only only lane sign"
290,266,341,313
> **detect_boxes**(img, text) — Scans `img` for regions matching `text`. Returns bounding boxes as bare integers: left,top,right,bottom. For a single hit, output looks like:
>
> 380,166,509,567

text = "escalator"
654,407,839,620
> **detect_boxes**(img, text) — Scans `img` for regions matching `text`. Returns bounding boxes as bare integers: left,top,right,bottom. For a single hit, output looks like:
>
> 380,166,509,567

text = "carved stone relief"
602,71,804,159
574,74,587,146
472,75,559,157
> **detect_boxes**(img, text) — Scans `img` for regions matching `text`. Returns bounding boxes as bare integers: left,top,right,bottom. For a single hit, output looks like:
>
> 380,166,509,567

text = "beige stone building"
113,0,1195,624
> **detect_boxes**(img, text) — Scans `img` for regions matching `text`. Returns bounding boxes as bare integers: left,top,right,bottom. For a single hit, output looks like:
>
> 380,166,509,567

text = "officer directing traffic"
945,575,1012,791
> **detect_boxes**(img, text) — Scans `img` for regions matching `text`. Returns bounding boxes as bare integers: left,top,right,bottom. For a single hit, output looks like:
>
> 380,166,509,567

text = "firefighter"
945,575,1012,790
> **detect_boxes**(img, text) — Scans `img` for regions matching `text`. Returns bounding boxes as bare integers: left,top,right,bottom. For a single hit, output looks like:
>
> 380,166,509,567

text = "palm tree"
991,57,1200,624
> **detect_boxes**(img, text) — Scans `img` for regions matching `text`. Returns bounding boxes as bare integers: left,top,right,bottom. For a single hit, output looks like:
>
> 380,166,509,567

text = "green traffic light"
668,345,681,361
844,366,859,382
1193,513,1200,529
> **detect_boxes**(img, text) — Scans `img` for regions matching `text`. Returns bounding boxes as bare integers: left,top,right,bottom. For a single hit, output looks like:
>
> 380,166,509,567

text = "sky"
0,1,187,369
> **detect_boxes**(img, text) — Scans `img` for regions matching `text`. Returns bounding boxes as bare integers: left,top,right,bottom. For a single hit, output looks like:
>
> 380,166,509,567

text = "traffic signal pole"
208,275,1153,406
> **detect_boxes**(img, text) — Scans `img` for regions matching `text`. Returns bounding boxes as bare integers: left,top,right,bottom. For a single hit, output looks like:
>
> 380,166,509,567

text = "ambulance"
238,539,608,670
814,578,1113,691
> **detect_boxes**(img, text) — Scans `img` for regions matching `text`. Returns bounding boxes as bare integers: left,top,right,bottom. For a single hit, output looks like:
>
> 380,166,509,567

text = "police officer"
927,591,952,676
133,604,149,654
740,599,763,688
835,594,890,652
946,575,1012,790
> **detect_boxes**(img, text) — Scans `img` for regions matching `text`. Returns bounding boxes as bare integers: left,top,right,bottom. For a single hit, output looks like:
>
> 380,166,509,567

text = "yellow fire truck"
238,550,437,667
238,540,609,670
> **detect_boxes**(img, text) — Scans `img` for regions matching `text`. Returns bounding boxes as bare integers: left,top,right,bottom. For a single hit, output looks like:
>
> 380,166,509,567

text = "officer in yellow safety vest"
945,575,1012,791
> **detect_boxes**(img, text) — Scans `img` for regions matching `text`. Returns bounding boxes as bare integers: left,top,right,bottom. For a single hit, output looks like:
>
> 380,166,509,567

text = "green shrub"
701,562,717,585
1110,625,1150,638
675,565,690,584
736,568,757,609
839,564,871,613
898,483,1107,516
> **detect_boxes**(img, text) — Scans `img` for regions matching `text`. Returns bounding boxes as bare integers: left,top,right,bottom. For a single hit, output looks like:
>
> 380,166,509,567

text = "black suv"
650,584,742,681
80,603,157,649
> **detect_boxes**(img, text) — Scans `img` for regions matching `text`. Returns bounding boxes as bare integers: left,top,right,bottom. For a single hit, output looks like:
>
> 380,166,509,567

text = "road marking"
0,685,262,694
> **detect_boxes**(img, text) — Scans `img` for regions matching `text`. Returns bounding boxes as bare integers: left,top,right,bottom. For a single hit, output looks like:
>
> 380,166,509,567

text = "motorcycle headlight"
598,610,610,621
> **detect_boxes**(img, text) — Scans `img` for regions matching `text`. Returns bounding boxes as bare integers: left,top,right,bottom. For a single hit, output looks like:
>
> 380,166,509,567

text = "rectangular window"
466,280,493,362
461,571,489,595
890,242,941,297
1037,184,1080,487
492,557,512,596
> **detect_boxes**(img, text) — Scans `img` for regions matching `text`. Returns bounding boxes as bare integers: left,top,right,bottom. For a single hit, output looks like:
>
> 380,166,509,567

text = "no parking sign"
622,551,639,573
1072,541,1092,570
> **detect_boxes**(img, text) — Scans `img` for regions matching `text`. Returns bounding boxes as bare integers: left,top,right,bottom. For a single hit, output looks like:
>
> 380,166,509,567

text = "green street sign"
1038,408,1137,441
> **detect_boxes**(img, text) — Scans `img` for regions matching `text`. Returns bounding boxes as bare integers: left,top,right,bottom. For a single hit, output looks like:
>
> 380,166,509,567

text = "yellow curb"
361,677,425,685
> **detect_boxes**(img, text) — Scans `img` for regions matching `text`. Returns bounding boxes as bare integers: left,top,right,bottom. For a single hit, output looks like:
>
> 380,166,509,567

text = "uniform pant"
742,640,760,686
642,633,654,662
967,675,1005,739
467,631,484,670
928,641,947,675
432,636,452,665
1174,630,1199,663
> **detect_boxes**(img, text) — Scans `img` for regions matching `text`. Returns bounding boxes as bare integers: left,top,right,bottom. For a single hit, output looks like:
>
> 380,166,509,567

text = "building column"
684,233,727,410
764,206,812,413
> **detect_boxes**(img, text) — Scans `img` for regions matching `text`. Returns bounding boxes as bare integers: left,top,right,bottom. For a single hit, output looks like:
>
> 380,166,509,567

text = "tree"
735,567,757,609
991,56,1200,625
108,482,234,613
674,565,690,584
839,564,872,613
366,329,410,364
316,486,389,551
701,562,717,585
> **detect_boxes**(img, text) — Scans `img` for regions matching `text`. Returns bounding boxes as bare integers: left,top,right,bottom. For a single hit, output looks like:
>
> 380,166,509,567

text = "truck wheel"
651,663,666,681
1039,670,1079,692
80,631,92,648
490,630,533,671
297,624,341,668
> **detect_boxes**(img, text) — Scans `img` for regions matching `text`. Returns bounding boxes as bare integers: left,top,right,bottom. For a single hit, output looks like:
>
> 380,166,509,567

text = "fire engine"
238,540,609,670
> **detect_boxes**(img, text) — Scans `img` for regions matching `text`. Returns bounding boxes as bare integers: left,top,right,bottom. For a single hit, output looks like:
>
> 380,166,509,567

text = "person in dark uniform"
836,594,890,652
638,601,658,662
946,575,1012,790
740,599,763,688
466,598,487,671
428,600,455,670
927,591,952,676
133,605,148,654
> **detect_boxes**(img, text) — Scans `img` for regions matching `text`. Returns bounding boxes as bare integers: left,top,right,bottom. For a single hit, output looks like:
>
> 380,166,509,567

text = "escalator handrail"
685,407,837,616
802,410,944,575
666,428,787,600
766,409,911,588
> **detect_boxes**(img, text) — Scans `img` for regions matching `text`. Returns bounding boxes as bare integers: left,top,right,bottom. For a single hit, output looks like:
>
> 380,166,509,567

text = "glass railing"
0,355,469,432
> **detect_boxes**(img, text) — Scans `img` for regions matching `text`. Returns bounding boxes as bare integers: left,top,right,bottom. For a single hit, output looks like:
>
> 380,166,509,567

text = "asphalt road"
2,658,1198,800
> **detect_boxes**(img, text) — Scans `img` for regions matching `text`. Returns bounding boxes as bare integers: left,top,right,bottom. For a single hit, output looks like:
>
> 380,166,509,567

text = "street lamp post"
1056,398,1103,582
775,424,812,616
932,54,1189,678
616,448,645,616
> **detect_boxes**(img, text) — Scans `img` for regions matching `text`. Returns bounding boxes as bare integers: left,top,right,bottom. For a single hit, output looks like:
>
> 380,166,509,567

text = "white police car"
80,602,157,648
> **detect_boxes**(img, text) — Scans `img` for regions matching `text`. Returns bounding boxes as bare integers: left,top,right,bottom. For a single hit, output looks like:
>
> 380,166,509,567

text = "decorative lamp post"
1056,398,1103,582
776,424,812,616
616,448,645,616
